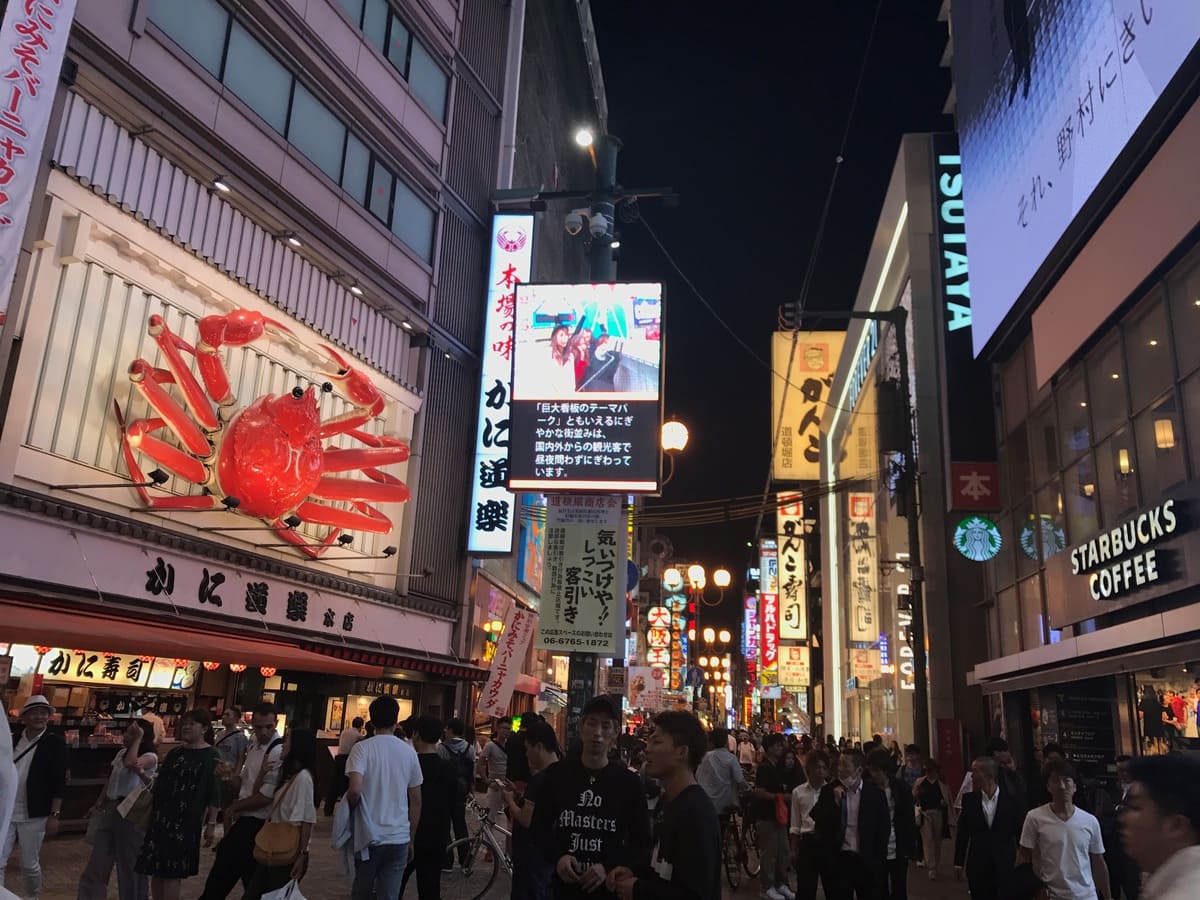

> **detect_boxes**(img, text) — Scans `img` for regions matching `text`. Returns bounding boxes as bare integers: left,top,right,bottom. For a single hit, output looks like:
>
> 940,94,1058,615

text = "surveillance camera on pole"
564,208,588,236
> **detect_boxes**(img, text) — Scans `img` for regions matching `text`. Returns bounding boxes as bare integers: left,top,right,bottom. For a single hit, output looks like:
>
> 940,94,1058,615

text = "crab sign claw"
196,310,294,407
317,344,387,438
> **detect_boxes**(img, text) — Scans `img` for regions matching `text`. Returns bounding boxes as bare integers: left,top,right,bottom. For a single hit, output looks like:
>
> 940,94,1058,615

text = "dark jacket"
886,777,918,861
811,778,890,870
953,785,1023,892
12,728,68,819
632,784,721,900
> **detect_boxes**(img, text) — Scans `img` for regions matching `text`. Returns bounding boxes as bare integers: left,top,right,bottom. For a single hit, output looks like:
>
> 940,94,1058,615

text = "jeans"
757,819,789,891
197,816,266,899
77,802,149,900
352,842,409,900
1,817,48,898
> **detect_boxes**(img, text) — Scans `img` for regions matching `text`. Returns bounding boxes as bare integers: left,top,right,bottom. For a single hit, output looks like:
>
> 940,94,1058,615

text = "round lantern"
259,666,277,678
33,646,51,655
229,663,246,673
173,658,189,669
202,661,221,671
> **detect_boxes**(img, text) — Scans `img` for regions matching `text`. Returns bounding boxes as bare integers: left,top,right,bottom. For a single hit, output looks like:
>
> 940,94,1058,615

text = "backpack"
447,744,473,798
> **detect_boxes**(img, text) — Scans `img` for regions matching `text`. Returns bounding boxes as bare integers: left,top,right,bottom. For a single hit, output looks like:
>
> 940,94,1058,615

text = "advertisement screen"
951,2,1200,355
508,283,664,492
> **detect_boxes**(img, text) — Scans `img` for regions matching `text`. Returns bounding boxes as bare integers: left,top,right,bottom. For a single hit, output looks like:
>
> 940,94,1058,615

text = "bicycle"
738,798,761,880
441,796,513,900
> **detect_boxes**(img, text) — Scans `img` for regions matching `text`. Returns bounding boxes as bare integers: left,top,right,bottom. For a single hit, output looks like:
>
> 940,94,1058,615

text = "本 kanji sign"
477,606,536,718
468,214,535,553
776,493,807,640
771,331,845,480
950,461,1001,510
0,0,78,320
536,496,627,655
847,492,878,643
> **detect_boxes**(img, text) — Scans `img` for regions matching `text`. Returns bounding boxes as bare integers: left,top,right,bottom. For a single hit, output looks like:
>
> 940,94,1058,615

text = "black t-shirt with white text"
632,783,721,900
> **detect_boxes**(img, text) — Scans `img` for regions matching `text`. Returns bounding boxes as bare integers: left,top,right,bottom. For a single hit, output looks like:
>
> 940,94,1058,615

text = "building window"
391,179,435,264
288,83,347,183
146,0,228,77
1167,246,1200,378
1014,496,1039,577
996,587,1020,656
1055,368,1091,464
1096,426,1139,522
1035,478,1068,553
223,23,292,135
1124,290,1174,413
341,134,371,206
1001,348,1029,435
1018,576,1046,650
367,160,394,224
408,40,448,122
1062,453,1099,542
1134,392,1187,501
991,513,1015,588
1028,401,1059,489
1006,423,1034,502
1086,332,1128,440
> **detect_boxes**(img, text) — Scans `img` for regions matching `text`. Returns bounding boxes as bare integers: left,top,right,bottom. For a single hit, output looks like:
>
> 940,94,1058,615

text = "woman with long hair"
135,708,221,900
549,324,571,365
79,719,158,899
244,728,317,899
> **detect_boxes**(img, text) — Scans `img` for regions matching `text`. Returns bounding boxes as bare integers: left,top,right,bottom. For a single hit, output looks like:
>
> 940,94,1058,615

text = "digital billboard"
951,2,1200,355
507,282,664,492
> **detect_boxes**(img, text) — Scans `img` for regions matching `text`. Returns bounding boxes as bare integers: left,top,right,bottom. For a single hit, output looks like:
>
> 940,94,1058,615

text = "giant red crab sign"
113,308,411,559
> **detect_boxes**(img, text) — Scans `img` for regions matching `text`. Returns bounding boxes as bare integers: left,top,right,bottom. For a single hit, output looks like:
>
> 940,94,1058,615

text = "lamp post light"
661,420,689,487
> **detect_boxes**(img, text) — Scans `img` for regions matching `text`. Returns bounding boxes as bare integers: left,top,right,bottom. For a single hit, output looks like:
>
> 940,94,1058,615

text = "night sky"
590,1,952,631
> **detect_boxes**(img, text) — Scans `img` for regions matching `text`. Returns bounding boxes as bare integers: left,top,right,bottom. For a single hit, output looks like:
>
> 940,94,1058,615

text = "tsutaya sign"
1070,499,1179,600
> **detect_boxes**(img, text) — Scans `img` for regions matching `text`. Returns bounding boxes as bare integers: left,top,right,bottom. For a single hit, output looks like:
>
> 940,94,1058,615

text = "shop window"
1124,290,1174,413
1028,401,1059,489
990,513,1015,589
1086,332,1128,440
1001,348,1029,435
1167,245,1200,378
1096,427,1140,523
391,180,435,263
1062,453,1099,542
1034,478,1068,555
408,41,448,122
223,23,292,135
288,84,346,183
367,160,394,223
1006,423,1034,501
1055,368,1091,464
1014,496,1039,577
1134,392,1187,501
996,587,1020,657
1018,576,1046,650
341,133,371,204
147,0,229,77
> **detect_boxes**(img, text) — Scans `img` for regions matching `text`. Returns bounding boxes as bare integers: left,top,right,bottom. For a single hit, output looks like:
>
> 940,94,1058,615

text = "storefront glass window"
1096,427,1140,523
1029,401,1059,489
1134,392,1187,501
1125,291,1174,413
1035,478,1068,554
986,603,1001,659
1062,454,1099,542
991,513,1015,588
1055,369,1091,464
996,587,1020,657
1006,423,1034,502
1182,371,1200,482
1018,576,1045,650
1167,246,1200,378
1014,496,1039,577
1086,333,1128,440
1001,347,1029,435
1133,665,1200,755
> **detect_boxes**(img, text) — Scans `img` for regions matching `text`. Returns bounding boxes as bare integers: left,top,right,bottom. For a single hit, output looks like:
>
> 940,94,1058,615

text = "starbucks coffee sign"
1070,500,1178,600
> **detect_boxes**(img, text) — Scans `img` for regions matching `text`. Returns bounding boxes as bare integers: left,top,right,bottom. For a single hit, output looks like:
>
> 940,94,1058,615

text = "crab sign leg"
113,402,215,510
294,500,394,533
322,446,410,473
316,345,388,439
313,476,411,504
128,360,211,457
145,316,219,432
270,521,343,560
196,310,294,408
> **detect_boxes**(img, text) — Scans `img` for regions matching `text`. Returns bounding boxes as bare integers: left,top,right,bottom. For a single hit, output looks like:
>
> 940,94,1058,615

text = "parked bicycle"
441,795,513,900
719,800,761,889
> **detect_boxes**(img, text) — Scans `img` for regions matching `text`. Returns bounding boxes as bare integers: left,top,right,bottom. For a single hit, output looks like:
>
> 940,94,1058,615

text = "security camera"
564,209,587,236
588,211,609,238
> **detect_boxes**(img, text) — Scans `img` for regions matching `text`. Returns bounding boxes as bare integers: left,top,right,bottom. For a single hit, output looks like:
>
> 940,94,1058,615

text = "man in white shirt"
347,695,424,900
199,702,283,899
1018,759,1112,900
325,716,365,815
1119,754,1200,900
789,750,828,900
695,728,746,814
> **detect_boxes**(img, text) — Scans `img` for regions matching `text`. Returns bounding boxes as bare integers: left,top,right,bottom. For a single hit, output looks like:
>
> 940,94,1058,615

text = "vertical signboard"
477,607,537,717
847,492,878,643
0,0,78,319
468,215,535,552
778,644,810,687
742,595,758,660
771,331,845,480
777,493,807,640
536,496,626,656
759,538,779,687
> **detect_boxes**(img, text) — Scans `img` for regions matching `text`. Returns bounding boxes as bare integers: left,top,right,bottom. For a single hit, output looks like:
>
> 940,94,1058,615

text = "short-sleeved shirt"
105,750,158,800
239,734,283,820
1020,804,1105,900
214,728,248,767
269,769,317,825
481,739,507,781
751,759,785,822
347,735,424,845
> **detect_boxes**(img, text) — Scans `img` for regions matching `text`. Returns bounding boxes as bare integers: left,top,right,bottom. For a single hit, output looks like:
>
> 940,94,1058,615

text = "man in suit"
812,747,889,900
865,748,917,900
954,755,1023,900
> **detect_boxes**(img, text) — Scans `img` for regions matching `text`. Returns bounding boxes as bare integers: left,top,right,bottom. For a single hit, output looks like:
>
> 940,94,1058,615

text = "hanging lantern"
202,661,221,671
138,655,154,664
229,663,246,673
259,666,277,678
173,658,190,669
71,649,86,656
33,645,51,655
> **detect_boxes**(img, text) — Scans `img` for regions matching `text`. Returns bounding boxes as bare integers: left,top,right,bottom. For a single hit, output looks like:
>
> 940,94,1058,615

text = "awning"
0,599,383,677
299,642,488,682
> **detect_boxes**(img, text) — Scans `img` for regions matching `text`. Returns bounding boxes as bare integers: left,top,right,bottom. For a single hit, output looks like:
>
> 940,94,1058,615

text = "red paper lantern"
173,658,190,669
229,663,246,673
33,646,51,655
71,649,86,656
259,666,276,678
138,655,154,664
202,661,221,671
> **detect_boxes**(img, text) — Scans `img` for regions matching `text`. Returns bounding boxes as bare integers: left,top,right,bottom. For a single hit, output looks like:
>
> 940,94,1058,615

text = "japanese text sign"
0,0,78,319
847,492,878,643
776,493,807,640
950,461,1001,510
771,331,845,480
778,644,810,688
22,645,198,690
477,606,536,718
507,282,664,492
742,595,758,660
536,495,626,655
469,214,535,553
850,648,880,684
628,666,664,711
759,593,779,687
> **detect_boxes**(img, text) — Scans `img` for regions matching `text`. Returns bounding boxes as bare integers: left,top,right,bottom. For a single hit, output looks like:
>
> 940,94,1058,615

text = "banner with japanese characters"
778,644,810,688
847,492,878,643
468,214,535,553
771,331,845,480
776,493,807,640
13,645,199,690
477,606,536,718
627,666,665,711
758,538,779,686
536,495,626,655
0,0,78,320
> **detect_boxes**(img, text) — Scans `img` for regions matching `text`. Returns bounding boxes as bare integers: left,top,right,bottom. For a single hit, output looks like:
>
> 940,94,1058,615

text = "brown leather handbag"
253,777,302,866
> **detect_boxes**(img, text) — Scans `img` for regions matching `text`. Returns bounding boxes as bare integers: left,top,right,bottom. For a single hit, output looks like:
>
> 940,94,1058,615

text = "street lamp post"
661,420,689,486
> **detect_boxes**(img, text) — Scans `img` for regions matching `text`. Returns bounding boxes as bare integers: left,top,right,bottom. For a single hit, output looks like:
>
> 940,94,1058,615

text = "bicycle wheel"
741,819,761,878
441,835,500,900
722,821,742,889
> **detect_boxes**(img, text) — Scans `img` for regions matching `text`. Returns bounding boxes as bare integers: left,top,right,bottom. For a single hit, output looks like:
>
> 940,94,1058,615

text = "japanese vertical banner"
778,644,810,688
847,492,878,643
477,606,537,718
536,495,626,656
468,214,535,553
776,492,807,640
771,331,845,480
0,0,78,319
758,538,779,687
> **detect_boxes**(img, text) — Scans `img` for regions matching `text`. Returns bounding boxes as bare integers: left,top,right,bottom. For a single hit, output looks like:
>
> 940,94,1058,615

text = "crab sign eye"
291,386,304,399
322,382,334,393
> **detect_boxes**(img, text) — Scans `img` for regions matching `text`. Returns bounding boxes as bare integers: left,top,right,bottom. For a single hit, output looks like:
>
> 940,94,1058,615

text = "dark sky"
590,1,952,630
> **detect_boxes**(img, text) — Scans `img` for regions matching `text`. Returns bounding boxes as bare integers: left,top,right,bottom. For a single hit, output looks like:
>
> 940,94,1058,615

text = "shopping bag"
118,778,154,830
774,792,789,826
262,879,306,900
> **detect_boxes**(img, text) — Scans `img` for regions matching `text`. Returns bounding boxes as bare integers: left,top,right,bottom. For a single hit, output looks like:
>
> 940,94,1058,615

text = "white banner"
467,215,535,553
628,666,665,711
477,607,537,718
777,493,807,640
0,0,77,320
536,495,626,655
848,492,878,643
778,644,810,688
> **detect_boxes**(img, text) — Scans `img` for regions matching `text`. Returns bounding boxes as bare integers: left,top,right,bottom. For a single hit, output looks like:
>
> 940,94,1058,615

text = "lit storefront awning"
299,642,488,682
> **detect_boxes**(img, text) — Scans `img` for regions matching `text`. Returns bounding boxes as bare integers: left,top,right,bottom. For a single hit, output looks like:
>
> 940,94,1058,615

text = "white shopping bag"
261,880,306,900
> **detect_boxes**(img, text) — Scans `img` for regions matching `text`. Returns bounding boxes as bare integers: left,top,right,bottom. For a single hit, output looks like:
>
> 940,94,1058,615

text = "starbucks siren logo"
954,515,1002,562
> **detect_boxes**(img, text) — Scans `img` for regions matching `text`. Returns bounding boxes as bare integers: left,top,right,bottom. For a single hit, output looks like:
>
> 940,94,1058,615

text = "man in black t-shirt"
503,720,561,900
400,715,457,900
752,733,792,900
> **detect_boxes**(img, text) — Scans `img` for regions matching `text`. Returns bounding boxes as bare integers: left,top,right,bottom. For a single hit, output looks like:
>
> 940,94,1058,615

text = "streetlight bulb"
687,564,706,589
574,128,595,148
713,568,732,589
661,420,689,453
718,629,732,644
703,627,716,644
663,568,683,591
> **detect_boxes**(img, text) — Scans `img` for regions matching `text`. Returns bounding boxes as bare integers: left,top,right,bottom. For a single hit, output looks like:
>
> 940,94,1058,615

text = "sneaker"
778,886,796,900
762,888,786,900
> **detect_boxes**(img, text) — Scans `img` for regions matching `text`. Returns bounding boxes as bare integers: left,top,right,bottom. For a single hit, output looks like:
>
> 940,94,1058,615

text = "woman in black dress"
135,708,221,900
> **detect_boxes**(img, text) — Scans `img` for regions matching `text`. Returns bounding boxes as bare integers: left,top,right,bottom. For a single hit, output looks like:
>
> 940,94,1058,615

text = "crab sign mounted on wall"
113,308,411,559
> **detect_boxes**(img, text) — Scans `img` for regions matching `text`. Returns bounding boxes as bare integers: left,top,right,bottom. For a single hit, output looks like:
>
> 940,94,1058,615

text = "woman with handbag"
135,708,222,900
244,727,317,899
78,719,158,899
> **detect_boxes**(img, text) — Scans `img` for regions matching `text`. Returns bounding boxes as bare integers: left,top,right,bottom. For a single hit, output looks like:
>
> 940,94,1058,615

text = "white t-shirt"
269,770,317,825
347,735,423,845
1020,804,1105,900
